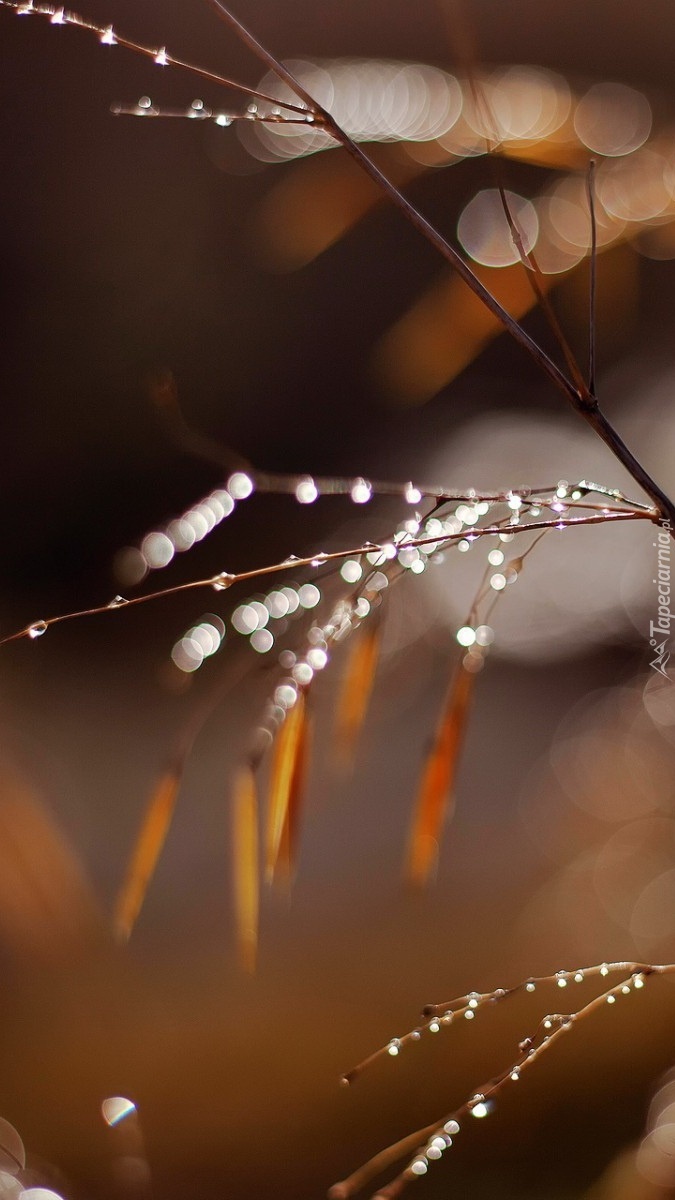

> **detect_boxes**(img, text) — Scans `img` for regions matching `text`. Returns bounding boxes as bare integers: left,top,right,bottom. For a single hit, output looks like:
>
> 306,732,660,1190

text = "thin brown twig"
0,0,311,114
332,962,675,1200
496,184,590,397
5,0,672,523
0,508,653,649
205,0,675,530
444,16,589,399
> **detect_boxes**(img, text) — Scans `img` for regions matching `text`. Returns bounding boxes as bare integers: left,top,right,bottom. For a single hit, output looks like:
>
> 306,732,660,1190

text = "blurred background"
2,0,675,1197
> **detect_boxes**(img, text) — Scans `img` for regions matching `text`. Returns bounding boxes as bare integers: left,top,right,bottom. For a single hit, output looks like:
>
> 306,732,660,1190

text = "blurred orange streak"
334,622,381,767
254,134,586,275
114,767,181,942
275,710,312,886
265,692,308,883
232,766,259,974
406,661,475,886
0,757,101,963
372,261,555,406
254,149,419,271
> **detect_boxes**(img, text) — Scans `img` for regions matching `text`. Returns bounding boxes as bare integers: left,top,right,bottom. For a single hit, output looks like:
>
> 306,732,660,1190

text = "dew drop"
154,46,168,66
102,1097,136,1127
299,583,321,609
211,573,234,591
456,626,476,647
475,625,494,647
443,1120,460,1136
20,1189,64,1200
227,471,254,500
295,476,318,505
275,683,298,709
428,1019,440,1033
27,621,47,640
387,1039,401,1057
251,629,273,654
107,595,129,608
341,559,363,583
350,478,372,505
410,1159,428,1176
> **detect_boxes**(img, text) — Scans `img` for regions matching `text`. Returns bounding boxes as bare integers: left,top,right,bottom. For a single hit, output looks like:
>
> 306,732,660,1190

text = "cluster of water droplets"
116,472,254,586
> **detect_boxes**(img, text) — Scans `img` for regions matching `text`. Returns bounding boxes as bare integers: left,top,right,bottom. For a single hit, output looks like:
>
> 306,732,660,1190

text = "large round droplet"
457,189,538,268
101,1096,136,1127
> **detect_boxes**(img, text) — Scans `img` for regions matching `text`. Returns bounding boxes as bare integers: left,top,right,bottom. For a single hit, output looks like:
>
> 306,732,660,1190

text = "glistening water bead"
227,472,254,500
350,478,372,504
295,476,318,504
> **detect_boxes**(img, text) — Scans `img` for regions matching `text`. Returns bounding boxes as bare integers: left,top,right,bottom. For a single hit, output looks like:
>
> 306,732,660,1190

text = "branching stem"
208,0,675,531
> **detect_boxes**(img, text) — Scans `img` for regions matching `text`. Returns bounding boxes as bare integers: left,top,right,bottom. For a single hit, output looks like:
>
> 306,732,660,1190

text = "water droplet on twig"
211,573,234,592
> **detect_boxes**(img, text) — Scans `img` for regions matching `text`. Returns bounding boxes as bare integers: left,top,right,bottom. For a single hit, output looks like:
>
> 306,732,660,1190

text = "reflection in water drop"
101,1096,137,1127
